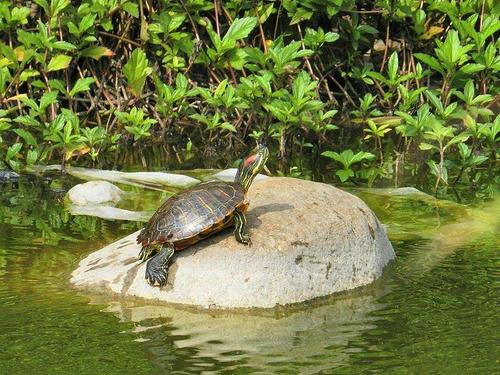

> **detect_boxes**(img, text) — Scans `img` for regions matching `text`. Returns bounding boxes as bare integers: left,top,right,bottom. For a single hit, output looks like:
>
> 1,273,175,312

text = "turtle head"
235,143,269,191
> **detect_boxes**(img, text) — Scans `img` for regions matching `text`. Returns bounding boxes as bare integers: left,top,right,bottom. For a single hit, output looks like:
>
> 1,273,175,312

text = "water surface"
0,176,498,373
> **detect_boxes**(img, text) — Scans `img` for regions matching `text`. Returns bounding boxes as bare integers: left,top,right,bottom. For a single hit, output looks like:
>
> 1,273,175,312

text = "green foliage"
321,150,375,182
0,0,496,192
115,108,156,141
123,49,152,97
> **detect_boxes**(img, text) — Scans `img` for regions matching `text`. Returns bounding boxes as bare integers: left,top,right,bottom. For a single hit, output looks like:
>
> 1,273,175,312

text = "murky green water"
0,175,498,374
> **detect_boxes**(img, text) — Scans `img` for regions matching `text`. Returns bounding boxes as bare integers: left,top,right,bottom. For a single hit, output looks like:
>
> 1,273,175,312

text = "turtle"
137,144,269,287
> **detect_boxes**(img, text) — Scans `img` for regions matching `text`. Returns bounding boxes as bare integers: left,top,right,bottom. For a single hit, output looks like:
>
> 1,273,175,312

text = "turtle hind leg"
145,244,175,287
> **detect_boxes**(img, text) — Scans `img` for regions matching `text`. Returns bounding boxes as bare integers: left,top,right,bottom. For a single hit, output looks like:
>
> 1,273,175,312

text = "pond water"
0,174,498,374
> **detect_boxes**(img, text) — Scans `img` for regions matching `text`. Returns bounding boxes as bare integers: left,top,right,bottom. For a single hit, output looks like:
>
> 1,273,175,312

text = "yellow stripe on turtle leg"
234,209,250,245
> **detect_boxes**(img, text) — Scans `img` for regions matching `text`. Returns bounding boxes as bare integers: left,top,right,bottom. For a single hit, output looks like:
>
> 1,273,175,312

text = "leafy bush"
0,0,498,191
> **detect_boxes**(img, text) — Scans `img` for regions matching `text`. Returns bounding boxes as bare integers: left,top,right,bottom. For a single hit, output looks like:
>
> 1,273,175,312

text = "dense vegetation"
0,0,498,191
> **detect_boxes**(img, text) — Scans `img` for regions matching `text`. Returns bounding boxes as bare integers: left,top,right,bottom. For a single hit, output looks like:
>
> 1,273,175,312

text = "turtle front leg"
145,244,175,287
234,209,251,245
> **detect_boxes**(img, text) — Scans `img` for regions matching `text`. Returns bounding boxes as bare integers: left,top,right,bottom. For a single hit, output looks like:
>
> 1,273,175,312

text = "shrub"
0,0,498,190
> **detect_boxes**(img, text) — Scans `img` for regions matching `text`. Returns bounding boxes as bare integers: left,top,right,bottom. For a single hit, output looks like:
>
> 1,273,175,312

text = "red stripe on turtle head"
243,154,257,167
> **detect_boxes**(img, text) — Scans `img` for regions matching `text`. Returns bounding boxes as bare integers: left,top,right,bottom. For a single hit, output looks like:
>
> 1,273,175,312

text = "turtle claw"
144,245,174,287
242,235,252,246
145,260,168,287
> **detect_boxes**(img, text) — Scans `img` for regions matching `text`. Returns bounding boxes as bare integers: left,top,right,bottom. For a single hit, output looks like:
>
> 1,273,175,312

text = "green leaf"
351,151,376,164
325,32,340,43
27,149,38,165
52,41,77,51
414,53,444,74
13,128,37,146
419,142,435,151
459,63,485,74
79,13,96,33
122,2,139,18
321,150,340,161
40,91,58,111
123,49,152,97
48,78,66,93
366,71,386,82
47,0,69,17
69,77,95,97
336,169,354,182
67,21,80,36
46,54,71,72
289,8,313,25
219,122,237,132
387,52,399,82
19,70,40,82
214,79,228,96
223,17,257,43
14,115,40,127
425,90,444,113
358,25,378,35
6,142,22,160
80,46,114,60
253,3,274,24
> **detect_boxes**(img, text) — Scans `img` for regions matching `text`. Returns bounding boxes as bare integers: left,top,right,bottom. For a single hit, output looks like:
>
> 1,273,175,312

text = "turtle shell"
137,181,247,250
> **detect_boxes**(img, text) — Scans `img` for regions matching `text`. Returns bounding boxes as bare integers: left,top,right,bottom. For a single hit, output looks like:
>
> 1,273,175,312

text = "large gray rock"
71,177,395,309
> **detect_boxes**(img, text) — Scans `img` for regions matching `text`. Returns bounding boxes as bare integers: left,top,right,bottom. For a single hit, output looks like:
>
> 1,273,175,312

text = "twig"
256,7,268,53
98,31,141,47
479,0,486,30
297,24,318,80
350,9,386,14
273,1,282,40
214,0,220,36
380,22,391,72
329,74,356,107
179,0,201,43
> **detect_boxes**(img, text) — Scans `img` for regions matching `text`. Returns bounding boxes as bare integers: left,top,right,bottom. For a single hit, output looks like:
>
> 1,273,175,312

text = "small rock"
67,181,124,206
71,177,395,309
0,170,20,182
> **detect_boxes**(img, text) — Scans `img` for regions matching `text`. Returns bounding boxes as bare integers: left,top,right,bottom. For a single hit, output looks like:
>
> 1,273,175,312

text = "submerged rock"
363,187,430,196
67,180,124,206
71,177,395,309
66,166,200,190
69,204,149,222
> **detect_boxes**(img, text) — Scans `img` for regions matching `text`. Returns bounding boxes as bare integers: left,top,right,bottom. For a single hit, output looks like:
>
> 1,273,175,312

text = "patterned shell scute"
138,181,245,245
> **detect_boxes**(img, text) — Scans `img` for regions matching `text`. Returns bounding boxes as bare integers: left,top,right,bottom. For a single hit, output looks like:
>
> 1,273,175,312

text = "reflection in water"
95,288,388,373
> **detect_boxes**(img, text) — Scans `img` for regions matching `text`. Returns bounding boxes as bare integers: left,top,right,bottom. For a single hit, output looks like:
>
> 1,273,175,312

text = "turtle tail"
136,228,146,244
